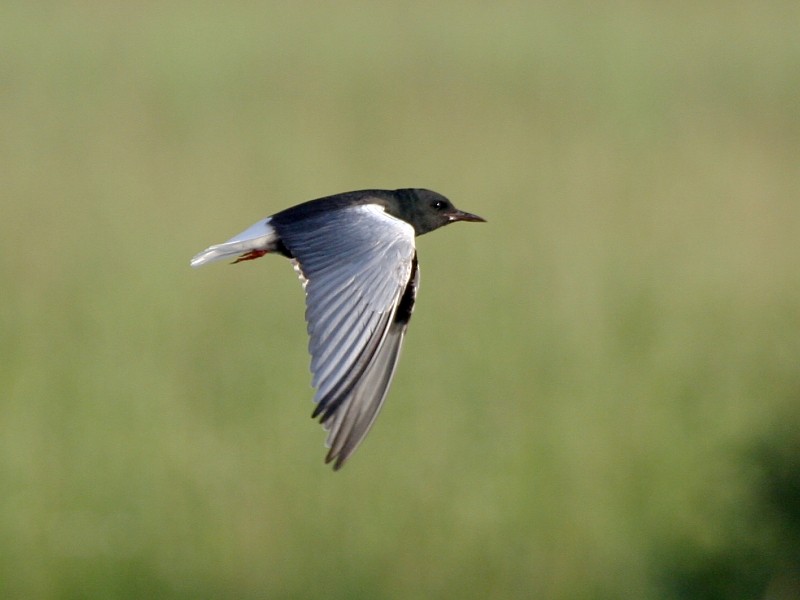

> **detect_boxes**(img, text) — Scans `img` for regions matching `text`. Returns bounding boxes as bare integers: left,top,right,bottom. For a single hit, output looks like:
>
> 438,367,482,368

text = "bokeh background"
2,2,799,598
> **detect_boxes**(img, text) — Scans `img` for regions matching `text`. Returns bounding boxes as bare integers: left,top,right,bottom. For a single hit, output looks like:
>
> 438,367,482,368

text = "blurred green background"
2,2,799,598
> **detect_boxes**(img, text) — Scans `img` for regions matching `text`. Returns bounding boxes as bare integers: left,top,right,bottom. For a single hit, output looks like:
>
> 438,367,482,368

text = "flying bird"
190,188,485,469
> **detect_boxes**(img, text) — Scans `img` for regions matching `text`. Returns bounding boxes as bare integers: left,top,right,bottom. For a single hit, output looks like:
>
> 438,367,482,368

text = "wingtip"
326,451,347,471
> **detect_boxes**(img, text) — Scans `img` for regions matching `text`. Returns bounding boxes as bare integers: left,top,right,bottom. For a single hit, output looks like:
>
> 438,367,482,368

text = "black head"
388,189,485,236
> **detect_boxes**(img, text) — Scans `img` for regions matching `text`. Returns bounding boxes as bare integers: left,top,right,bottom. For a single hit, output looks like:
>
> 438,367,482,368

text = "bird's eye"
432,200,447,210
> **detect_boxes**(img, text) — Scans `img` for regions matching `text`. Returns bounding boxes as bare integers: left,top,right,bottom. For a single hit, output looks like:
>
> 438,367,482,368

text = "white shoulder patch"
356,203,415,240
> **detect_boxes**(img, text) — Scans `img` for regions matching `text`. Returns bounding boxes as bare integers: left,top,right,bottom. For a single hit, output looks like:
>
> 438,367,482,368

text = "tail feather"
190,218,278,268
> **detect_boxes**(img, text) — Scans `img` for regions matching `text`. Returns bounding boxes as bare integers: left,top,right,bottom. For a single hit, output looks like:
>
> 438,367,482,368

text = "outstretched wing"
274,204,417,469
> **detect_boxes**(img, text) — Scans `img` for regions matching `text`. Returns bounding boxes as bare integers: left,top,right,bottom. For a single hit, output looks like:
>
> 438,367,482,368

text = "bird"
190,188,485,469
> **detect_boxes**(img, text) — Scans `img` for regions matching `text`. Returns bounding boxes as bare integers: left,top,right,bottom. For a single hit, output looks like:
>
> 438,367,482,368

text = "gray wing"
275,204,417,469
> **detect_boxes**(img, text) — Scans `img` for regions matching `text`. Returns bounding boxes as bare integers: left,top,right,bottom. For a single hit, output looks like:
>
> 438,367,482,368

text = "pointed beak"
447,209,486,223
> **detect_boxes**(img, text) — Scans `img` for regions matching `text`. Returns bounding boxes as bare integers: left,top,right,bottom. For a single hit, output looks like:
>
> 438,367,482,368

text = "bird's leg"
232,249,268,264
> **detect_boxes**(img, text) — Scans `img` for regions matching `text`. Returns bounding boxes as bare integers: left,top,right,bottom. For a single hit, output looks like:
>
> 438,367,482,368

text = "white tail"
190,218,277,268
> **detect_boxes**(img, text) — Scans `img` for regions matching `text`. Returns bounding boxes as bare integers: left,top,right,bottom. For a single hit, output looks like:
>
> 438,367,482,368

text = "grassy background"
2,2,799,598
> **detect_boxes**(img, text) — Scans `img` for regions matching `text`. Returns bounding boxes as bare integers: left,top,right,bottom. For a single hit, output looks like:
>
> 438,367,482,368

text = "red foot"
232,249,268,264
